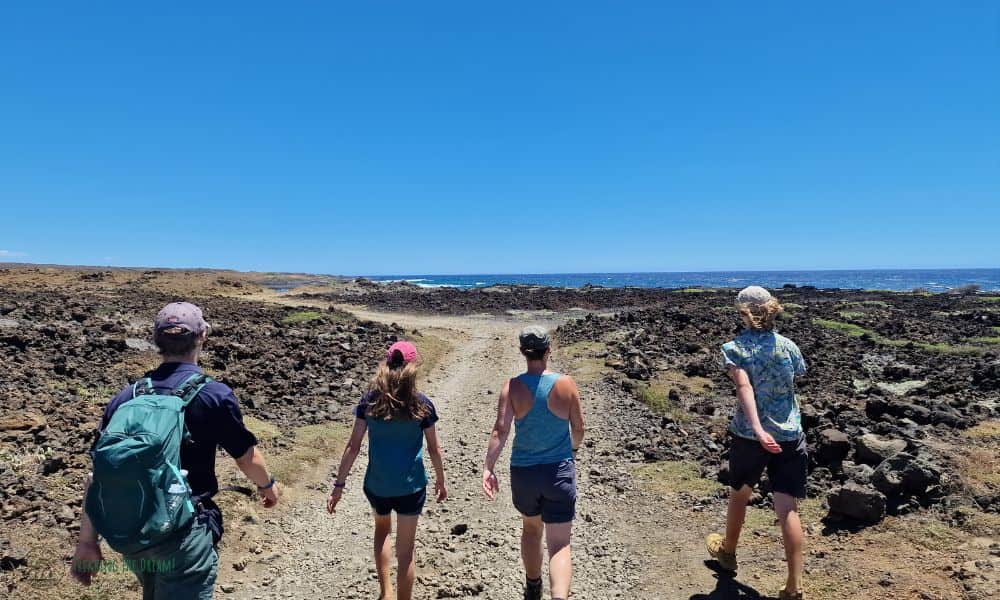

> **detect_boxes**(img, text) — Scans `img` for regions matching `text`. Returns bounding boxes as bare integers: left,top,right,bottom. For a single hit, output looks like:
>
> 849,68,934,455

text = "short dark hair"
521,346,548,361
153,327,199,356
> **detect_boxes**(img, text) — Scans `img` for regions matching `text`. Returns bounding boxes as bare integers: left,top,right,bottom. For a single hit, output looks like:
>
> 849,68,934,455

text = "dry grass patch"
0,524,140,600
242,415,281,443
965,420,1000,441
409,330,451,381
956,422,1000,493
267,423,349,486
634,460,720,497
559,341,611,382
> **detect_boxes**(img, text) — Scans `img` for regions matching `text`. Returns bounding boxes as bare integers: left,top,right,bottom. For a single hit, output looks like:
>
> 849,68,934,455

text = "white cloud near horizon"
0,250,29,258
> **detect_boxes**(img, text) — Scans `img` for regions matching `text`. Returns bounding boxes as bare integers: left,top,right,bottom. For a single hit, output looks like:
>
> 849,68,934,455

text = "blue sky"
2,2,998,275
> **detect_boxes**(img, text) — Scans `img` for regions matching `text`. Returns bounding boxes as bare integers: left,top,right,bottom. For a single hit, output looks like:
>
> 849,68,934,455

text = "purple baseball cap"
154,302,209,334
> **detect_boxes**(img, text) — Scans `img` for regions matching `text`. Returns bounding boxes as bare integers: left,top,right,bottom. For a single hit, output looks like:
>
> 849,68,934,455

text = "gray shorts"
510,459,577,523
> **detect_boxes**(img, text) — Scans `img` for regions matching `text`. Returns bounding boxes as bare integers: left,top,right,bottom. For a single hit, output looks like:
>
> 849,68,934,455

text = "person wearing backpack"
70,302,280,599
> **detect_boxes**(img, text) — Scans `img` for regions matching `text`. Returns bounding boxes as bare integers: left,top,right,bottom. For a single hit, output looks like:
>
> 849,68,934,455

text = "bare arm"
563,376,585,451
484,379,515,474
70,476,103,585
234,446,280,507
424,425,448,501
727,366,781,453
327,418,367,513
482,379,515,499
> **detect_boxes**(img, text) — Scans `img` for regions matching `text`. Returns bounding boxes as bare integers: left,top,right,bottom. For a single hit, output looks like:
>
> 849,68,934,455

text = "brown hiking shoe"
778,589,804,600
705,533,737,571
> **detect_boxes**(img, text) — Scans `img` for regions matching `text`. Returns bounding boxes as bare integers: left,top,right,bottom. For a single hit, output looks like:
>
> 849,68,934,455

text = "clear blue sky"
2,2,998,275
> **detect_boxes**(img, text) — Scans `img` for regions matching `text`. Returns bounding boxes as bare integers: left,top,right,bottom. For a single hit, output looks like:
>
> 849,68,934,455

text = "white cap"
736,285,773,305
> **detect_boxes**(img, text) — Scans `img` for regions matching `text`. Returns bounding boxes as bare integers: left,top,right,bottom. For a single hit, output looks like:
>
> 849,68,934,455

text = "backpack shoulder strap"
172,373,213,408
131,378,154,398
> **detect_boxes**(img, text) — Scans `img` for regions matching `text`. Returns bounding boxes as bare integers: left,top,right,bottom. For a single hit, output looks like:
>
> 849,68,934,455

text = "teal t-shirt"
721,330,807,442
355,391,439,497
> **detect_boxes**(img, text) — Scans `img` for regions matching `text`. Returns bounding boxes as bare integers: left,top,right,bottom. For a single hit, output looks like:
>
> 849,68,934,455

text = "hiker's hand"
435,479,448,502
259,483,280,508
327,488,343,514
71,540,102,586
482,469,499,500
755,430,782,454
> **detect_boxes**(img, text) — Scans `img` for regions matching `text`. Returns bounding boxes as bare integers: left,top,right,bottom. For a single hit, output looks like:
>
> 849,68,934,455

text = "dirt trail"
217,308,722,599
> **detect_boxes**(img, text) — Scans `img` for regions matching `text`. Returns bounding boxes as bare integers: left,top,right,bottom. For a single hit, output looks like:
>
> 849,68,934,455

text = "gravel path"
223,310,710,599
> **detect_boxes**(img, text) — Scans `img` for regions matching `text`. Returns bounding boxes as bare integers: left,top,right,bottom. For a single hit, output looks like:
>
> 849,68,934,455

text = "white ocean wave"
415,283,472,288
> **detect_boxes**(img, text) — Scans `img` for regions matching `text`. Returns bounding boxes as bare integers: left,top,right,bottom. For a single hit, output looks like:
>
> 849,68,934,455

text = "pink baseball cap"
386,341,419,366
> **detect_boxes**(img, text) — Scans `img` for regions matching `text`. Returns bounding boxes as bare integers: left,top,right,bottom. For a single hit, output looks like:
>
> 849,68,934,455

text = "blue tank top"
510,372,573,467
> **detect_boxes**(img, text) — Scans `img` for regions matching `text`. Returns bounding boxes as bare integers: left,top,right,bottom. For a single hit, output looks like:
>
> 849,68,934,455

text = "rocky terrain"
555,287,1000,598
300,280,672,315
0,268,408,596
555,287,999,514
1,265,997,599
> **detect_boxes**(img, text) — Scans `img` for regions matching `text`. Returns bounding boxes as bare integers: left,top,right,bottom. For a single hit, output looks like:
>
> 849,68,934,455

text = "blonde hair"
737,298,784,330
366,360,428,421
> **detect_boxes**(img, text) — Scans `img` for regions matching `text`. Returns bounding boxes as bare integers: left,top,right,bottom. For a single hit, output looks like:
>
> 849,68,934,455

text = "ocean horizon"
367,268,1000,292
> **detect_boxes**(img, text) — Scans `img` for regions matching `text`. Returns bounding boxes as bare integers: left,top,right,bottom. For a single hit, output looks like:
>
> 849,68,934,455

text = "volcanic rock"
828,482,887,523
817,428,851,465
854,433,907,466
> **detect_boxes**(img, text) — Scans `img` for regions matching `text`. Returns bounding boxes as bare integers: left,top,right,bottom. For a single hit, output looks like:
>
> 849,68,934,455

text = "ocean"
368,269,1000,292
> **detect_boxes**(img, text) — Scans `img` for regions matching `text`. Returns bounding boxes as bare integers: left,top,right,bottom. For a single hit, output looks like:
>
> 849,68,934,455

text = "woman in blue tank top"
327,341,448,600
482,326,585,600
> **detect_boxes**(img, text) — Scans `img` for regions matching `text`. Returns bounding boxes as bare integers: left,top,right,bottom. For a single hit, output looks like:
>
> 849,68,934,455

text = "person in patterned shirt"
706,286,808,600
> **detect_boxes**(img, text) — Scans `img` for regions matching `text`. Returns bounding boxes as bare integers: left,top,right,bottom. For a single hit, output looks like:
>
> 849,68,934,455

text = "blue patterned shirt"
721,330,806,442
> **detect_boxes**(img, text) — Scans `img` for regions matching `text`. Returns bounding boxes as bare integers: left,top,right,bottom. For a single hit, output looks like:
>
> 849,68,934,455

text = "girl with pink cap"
327,341,447,600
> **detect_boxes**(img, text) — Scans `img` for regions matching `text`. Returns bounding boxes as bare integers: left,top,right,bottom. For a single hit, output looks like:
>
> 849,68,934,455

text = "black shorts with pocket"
363,486,427,516
727,433,808,499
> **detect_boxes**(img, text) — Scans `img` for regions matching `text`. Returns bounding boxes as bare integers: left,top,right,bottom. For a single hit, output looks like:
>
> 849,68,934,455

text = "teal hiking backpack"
85,373,211,555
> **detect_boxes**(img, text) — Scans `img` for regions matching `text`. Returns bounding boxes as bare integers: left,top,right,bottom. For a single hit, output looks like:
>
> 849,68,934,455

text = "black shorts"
363,487,426,517
510,459,577,524
728,434,808,499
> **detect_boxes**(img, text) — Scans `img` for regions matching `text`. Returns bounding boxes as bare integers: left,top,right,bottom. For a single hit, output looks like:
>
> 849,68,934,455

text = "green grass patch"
969,336,1000,345
838,310,865,320
635,371,713,422
813,319,870,337
976,296,1000,303
280,310,324,325
676,287,716,293
814,319,985,355
782,302,804,310
634,460,720,496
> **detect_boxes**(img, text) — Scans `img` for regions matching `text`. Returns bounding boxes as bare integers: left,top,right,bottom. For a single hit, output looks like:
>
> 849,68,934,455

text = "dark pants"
125,514,218,599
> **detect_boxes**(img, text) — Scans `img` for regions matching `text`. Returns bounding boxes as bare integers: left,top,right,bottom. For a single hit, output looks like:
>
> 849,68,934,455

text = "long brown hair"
737,298,784,331
366,360,428,421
